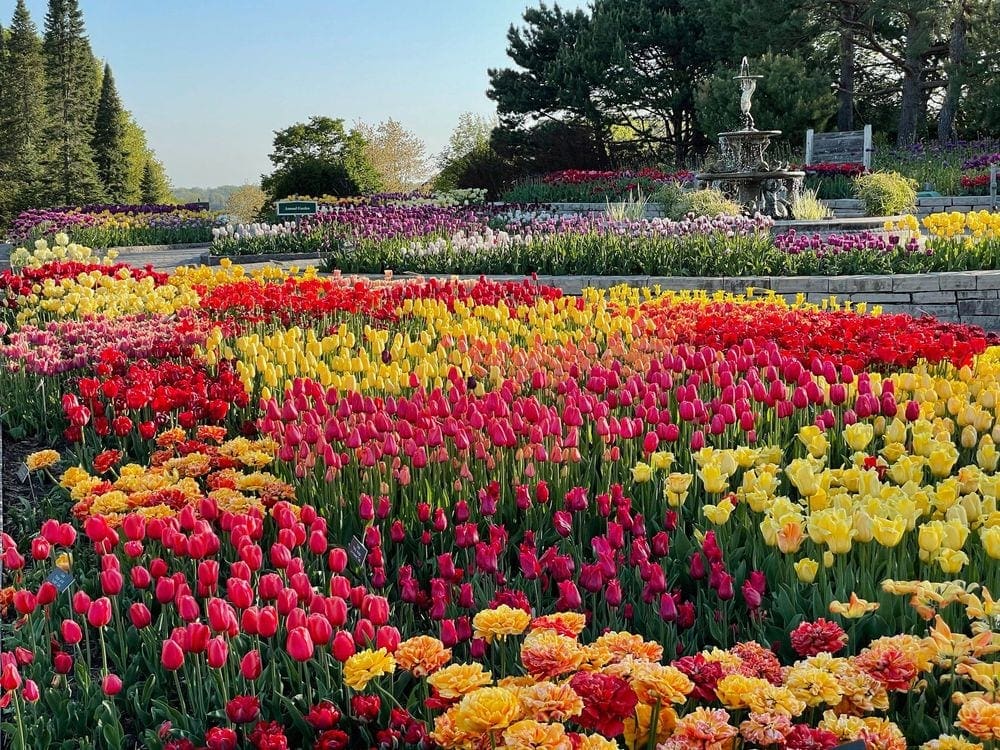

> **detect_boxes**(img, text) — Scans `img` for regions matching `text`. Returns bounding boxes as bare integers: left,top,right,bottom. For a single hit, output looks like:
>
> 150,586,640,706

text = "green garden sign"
275,200,318,217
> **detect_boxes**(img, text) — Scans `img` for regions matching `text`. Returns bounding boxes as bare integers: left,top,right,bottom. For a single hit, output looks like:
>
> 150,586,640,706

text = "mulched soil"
1,431,45,566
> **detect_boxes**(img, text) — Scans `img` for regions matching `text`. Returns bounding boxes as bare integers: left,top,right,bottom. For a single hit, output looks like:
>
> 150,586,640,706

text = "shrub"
605,187,649,220
652,182,689,218
792,189,833,220
665,188,743,220
853,171,917,216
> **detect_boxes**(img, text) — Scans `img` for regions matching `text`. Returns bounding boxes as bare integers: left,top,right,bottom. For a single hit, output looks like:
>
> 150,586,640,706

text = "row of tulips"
2,239,1000,748
8,204,223,247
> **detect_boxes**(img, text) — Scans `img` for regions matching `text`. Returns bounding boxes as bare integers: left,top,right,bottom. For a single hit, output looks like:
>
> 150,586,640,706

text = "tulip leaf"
278,694,311,735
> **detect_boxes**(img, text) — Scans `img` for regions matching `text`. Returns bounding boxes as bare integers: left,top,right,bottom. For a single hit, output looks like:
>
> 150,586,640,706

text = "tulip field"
3,235,1000,750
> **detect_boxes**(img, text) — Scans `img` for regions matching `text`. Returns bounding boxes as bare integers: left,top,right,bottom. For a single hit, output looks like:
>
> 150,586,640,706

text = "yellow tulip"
844,423,874,452
794,558,819,583
829,593,879,618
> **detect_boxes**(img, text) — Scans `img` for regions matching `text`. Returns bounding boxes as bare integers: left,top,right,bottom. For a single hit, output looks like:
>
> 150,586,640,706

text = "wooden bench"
805,125,873,168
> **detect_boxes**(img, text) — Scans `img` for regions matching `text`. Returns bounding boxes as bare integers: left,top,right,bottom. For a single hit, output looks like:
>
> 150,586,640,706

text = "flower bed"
2,242,1000,749
208,203,1000,277
8,203,224,248
502,169,693,203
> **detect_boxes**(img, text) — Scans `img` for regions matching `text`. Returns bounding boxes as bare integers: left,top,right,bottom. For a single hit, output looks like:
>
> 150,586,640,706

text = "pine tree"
42,0,103,204
139,159,164,203
92,62,129,202
0,0,48,213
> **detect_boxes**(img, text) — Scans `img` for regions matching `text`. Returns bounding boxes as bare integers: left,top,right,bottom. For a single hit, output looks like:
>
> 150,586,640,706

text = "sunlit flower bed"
208,200,1000,277
9,203,224,248
2,242,1000,749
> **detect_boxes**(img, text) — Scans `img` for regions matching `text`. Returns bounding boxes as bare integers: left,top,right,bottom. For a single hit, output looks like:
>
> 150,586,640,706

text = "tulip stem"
13,692,27,750
173,670,188,717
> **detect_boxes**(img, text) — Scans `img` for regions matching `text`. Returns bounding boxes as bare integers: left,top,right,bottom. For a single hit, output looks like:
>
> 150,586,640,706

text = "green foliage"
262,116,381,198
605,187,649,221
791,189,832,220
652,182,689,218
171,185,243,210
439,145,517,200
664,188,743,221
41,0,104,205
92,63,129,202
853,171,918,216
0,0,48,220
434,112,496,191
224,184,267,223
354,118,428,192
804,174,855,200
263,158,357,200
138,159,171,203
696,53,836,140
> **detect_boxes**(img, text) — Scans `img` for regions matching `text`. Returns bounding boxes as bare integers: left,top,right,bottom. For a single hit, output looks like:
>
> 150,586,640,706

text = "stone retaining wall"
421,271,1000,331
527,196,997,220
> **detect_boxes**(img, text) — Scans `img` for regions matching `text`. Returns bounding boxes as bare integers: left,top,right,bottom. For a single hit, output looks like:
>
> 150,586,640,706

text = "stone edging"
201,251,323,266
107,242,212,254
379,271,1000,331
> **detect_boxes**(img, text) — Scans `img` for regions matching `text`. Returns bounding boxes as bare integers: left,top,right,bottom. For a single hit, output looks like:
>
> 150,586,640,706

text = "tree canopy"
486,0,1000,170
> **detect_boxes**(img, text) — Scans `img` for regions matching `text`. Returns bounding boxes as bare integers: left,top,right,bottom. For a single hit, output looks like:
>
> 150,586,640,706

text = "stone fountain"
695,57,804,219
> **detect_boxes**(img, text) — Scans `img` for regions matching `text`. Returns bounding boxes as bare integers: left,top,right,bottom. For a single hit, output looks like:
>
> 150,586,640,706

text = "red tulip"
87,597,113,628
129,602,152,629
376,626,400,653
305,700,341,730
205,726,238,750
61,619,83,645
226,695,260,724
0,663,22,691
36,581,57,606
332,631,355,662
161,639,185,671
53,651,73,674
240,649,262,680
207,637,228,669
286,626,314,662
13,590,36,615
100,568,124,596
102,673,123,696
22,679,40,703
30,537,50,560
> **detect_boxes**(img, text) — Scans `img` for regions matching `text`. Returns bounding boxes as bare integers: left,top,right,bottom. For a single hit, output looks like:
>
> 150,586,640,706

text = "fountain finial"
733,56,763,130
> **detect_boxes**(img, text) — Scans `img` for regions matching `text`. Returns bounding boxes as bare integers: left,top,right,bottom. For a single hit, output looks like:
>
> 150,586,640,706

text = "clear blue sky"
17,1,582,188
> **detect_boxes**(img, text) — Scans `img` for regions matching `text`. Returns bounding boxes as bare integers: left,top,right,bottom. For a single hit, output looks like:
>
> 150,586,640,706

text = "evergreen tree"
0,0,48,213
139,158,170,203
42,0,103,204
92,62,129,201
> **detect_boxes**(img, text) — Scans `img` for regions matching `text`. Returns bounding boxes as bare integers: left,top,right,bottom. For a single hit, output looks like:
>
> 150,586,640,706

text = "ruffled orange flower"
591,631,663,664
453,687,523,737
521,630,584,680
629,663,694,705
501,719,572,750
474,605,532,643
957,697,1000,740
854,644,919,692
395,635,452,677
530,613,587,638
660,707,736,750
427,663,494,699
518,681,583,722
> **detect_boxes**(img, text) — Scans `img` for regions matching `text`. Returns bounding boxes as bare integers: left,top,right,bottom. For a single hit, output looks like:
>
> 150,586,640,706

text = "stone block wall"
512,196,997,220
442,271,1000,331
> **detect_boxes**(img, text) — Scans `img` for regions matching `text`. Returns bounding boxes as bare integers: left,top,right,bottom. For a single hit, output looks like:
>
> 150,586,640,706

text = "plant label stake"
46,568,75,594
348,535,368,567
